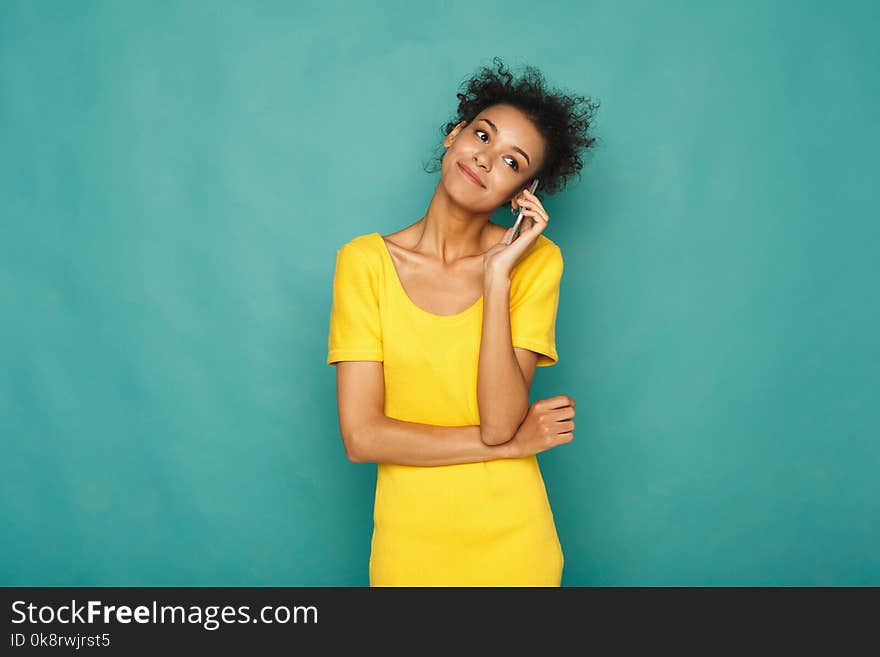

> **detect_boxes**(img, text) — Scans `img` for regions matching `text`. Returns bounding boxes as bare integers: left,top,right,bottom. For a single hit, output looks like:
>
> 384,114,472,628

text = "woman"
326,58,599,586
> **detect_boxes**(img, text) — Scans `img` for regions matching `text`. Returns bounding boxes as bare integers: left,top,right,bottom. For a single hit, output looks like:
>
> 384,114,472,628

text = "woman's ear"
443,120,468,148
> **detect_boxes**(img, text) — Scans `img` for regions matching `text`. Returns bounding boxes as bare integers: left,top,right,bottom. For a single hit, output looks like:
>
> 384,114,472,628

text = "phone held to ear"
504,178,540,246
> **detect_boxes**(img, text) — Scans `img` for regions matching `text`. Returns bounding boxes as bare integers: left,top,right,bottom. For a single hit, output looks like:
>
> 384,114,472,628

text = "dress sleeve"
326,241,384,364
509,243,563,367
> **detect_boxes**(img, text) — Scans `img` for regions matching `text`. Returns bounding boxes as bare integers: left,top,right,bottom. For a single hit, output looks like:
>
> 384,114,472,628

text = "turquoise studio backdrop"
1,0,878,586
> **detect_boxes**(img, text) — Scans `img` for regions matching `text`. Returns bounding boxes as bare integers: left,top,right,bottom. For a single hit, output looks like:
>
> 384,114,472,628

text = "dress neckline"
372,232,483,321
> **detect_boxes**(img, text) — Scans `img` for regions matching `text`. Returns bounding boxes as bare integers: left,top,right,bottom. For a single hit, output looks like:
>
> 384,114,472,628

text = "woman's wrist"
483,270,511,291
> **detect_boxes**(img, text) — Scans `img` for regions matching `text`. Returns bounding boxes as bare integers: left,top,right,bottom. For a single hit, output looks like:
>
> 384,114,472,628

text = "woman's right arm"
334,360,506,466
334,361,574,466
353,415,503,467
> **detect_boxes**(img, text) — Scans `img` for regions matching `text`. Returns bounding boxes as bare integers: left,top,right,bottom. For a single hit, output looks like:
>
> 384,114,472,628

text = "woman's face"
441,103,546,212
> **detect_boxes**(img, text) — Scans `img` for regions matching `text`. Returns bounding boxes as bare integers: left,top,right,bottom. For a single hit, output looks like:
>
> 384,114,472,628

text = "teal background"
1,0,877,586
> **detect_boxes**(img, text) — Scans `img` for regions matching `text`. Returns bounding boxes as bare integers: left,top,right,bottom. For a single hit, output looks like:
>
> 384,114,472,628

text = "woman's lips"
458,163,485,187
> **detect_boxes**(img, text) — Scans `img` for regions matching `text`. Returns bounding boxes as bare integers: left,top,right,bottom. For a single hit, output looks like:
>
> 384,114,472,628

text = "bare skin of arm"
477,187,555,446
334,360,513,466
334,360,575,466
477,272,538,445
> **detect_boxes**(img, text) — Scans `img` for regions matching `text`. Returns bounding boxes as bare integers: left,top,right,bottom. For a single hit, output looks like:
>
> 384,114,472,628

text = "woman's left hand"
483,187,550,280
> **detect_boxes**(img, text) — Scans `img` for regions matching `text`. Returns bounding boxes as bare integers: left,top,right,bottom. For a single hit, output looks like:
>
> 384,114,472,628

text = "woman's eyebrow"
477,118,531,166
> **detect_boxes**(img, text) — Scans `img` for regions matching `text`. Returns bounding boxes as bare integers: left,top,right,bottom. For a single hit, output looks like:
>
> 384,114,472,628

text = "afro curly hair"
425,57,601,197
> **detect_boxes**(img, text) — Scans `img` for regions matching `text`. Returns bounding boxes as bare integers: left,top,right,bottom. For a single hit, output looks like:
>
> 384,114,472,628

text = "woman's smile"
457,162,486,188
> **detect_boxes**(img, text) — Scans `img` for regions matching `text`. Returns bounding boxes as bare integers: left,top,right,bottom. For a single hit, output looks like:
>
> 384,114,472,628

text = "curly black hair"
425,57,601,196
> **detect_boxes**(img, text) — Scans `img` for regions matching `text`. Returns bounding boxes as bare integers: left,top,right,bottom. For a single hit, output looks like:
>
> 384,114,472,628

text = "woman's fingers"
517,209,548,233
515,197,549,224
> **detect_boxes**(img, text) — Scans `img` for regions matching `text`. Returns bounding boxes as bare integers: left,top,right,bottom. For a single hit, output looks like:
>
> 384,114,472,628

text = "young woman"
326,58,599,586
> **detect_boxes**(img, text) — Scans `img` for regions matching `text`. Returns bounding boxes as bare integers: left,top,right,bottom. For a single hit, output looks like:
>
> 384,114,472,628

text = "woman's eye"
474,130,519,171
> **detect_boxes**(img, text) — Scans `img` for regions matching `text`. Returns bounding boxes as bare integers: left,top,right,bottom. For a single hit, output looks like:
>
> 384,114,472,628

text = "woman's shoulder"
512,233,563,278
339,231,380,249
336,232,385,266
534,233,562,256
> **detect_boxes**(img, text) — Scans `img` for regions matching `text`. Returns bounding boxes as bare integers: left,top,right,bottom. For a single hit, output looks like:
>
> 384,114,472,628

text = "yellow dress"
327,231,565,586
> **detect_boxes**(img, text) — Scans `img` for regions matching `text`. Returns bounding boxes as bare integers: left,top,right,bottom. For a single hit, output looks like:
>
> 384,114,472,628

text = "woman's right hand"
504,395,576,458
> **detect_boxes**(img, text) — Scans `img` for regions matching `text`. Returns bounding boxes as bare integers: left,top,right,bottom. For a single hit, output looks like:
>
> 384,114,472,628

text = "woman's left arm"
478,187,549,445
477,273,536,445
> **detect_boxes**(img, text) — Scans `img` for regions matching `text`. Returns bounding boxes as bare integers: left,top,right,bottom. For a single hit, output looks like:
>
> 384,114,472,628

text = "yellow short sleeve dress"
327,231,565,586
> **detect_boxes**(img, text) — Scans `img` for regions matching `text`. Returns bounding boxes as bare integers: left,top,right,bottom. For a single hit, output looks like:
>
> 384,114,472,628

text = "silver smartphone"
504,178,540,245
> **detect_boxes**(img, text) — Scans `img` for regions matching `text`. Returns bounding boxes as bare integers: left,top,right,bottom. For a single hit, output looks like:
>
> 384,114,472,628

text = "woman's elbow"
342,427,368,463
480,425,514,446
344,440,363,463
